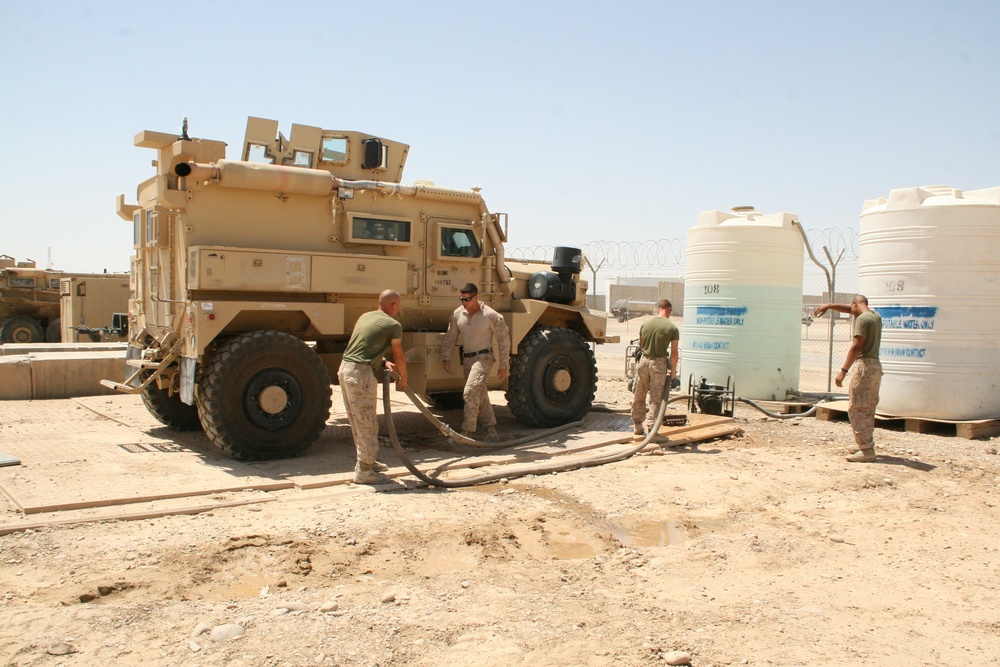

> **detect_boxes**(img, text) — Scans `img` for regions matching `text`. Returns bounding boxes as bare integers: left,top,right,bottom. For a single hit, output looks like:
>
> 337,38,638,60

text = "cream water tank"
682,207,803,400
859,185,1000,420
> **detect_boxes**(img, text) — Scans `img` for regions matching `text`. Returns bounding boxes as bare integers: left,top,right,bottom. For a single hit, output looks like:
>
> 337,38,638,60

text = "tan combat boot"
846,448,876,463
484,426,500,442
354,462,391,484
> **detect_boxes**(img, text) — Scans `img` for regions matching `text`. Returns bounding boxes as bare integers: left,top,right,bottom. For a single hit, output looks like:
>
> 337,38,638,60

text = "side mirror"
362,137,384,169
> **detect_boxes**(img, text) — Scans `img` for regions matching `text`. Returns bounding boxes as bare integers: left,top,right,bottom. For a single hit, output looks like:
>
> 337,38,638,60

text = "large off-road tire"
505,326,598,427
140,371,202,431
0,316,44,344
196,331,332,461
45,318,62,343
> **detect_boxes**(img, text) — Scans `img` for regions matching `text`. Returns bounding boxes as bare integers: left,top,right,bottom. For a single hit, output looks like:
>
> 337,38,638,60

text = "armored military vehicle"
106,117,616,460
0,255,63,343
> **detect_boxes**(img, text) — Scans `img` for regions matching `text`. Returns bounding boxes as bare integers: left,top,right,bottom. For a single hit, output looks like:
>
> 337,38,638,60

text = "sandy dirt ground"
2,371,1000,667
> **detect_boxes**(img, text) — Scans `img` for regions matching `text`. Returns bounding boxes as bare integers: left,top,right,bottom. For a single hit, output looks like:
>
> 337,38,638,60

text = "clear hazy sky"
2,0,997,272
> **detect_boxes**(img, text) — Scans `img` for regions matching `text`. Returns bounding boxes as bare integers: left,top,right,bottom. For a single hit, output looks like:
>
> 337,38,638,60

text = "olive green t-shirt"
638,317,680,359
342,310,403,366
854,310,882,359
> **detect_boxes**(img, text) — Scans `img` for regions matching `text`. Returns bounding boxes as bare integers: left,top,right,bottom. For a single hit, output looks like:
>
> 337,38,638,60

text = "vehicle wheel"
425,391,465,410
45,318,62,343
505,326,598,427
140,371,202,431
0,316,44,344
197,331,332,460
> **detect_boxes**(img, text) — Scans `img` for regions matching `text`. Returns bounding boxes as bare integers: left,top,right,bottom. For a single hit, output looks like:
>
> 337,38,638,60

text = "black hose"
397,382,582,449
785,389,849,401
379,370,684,488
736,396,819,419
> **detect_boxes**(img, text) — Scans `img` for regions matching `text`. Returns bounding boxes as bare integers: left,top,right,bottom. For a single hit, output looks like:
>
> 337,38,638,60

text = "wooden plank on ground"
653,423,744,448
0,496,277,536
4,481,294,515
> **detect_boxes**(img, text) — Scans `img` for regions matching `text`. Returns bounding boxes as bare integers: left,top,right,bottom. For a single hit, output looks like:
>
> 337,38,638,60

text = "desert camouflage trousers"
338,361,380,465
462,353,496,433
631,356,668,428
848,358,883,451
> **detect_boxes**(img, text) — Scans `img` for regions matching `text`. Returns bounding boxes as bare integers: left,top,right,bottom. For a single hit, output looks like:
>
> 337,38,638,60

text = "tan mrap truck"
106,117,616,461
59,274,131,342
0,255,64,343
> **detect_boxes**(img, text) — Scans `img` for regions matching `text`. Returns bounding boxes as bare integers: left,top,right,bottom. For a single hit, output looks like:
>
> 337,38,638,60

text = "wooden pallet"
814,400,1000,440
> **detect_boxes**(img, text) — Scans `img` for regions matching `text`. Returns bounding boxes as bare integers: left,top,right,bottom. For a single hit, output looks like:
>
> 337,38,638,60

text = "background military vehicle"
0,255,63,343
107,117,616,461
0,256,129,344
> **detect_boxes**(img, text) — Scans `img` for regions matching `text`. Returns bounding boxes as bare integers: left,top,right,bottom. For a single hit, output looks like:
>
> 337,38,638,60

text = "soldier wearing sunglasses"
441,283,511,441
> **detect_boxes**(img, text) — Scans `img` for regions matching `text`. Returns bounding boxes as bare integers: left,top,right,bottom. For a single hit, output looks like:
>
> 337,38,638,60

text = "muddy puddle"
467,483,725,558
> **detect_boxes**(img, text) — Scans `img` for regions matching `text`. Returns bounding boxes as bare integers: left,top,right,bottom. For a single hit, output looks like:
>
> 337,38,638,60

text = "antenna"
47,247,52,270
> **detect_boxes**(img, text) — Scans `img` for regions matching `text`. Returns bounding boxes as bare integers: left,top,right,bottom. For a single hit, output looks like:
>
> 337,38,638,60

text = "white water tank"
859,185,1000,420
682,207,804,400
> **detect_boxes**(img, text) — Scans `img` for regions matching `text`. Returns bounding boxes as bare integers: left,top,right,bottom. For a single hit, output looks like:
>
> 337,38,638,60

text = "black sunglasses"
459,296,473,302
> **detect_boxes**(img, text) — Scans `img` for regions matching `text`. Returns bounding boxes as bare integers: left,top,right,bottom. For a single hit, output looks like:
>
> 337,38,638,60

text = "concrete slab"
0,356,32,400
0,389,733,528
1,342,128,356
0,349,126,400
30,350,126,399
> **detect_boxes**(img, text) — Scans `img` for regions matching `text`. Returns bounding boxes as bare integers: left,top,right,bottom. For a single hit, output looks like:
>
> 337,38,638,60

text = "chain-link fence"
507,227,862,395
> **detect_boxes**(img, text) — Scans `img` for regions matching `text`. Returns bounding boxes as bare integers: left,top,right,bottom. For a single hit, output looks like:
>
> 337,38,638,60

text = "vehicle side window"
246,143,274,164
440,227,481,258
321,137,347,163
350,217,410,244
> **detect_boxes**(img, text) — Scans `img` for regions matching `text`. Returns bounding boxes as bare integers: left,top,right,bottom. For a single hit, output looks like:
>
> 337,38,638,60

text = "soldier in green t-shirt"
630,299,680,436
338,289,408,484
814,295,883,463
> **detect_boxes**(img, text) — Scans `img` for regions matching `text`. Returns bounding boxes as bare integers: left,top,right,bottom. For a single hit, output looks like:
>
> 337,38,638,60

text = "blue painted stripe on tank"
696,306,749,316
693,305,749,326
875,306,937,318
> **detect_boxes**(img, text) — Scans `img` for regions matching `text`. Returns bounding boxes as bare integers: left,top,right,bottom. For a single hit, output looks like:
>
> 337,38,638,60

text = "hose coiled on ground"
380,370,686,488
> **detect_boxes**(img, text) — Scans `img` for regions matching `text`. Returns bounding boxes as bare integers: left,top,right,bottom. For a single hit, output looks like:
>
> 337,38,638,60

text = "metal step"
125,358,161,369
100,379,139,394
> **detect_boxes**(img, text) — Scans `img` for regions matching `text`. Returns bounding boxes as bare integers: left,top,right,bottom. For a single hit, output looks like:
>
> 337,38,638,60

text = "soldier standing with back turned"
339,289,408,484
814,295,883,463
631,299,680,436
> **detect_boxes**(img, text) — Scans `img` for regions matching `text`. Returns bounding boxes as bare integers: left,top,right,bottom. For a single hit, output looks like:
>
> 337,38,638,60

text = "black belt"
463,348,492,359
